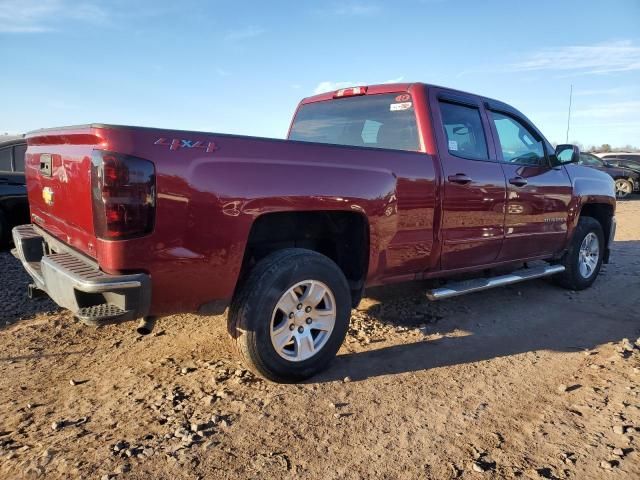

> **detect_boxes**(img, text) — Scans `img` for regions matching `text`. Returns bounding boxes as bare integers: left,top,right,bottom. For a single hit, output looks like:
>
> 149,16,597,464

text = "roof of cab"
300,83,415,104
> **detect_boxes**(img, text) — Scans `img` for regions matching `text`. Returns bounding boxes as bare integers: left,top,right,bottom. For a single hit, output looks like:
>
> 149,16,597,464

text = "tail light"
91,150,156,240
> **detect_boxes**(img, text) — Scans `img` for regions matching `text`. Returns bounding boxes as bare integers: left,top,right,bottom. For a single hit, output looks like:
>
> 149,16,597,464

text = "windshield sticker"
390,102,412,112
448,140,458,151
395,94,411,102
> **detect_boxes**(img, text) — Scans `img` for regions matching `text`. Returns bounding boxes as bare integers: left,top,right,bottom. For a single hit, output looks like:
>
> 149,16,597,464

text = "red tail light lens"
91,151,156,240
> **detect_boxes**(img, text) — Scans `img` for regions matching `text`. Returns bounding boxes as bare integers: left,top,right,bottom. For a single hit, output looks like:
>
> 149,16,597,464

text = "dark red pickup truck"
13,82,616,381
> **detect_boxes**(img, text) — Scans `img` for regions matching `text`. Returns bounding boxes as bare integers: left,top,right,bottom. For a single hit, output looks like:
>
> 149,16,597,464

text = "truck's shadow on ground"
315,239,640,383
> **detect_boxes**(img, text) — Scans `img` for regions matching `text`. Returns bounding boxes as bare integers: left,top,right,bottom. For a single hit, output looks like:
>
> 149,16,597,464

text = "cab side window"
491,112,546,166
439,101,488,160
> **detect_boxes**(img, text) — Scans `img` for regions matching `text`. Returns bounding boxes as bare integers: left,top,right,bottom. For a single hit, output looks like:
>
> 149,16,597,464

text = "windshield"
289,94,420,152
579,153,604,167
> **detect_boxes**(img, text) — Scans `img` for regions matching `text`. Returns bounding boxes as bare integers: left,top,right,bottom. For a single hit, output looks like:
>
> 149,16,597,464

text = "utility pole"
566,84,573,143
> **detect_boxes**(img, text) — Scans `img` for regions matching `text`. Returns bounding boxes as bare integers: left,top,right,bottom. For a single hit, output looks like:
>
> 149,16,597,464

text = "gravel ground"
0,198,639,479
0,250,59,325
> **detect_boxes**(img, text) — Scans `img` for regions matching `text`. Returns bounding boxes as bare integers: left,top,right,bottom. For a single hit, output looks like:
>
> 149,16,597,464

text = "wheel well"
238,211,369,307
579,203,613,244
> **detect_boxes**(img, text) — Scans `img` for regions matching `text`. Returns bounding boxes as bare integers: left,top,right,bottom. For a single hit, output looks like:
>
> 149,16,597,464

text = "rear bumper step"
12,224,151,326
426,264,565,301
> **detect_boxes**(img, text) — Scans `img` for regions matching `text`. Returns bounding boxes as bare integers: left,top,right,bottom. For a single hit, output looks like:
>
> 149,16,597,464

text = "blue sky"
1,0,639,148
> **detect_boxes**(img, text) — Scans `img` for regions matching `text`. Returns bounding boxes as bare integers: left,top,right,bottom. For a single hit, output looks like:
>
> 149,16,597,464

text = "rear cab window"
289,93,419,152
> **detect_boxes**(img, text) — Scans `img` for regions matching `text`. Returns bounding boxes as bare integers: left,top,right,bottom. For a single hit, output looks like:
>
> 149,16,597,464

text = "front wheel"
553,216,604,290
228,248,351,382
614,179,633,199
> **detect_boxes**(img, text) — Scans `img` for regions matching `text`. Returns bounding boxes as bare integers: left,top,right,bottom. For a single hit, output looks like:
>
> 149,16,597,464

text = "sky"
1,0,639,148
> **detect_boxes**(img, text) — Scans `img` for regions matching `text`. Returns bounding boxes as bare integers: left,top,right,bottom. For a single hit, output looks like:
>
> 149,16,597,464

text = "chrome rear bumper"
12,224,151,325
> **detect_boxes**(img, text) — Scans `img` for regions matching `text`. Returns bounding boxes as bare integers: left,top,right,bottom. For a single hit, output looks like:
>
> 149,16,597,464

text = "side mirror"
555,144,580,164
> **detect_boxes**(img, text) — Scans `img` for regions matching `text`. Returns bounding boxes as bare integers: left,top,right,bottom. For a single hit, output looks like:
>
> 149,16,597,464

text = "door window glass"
13,144,26,172
0,147,11,171
439,102,488,160
491,112,546,166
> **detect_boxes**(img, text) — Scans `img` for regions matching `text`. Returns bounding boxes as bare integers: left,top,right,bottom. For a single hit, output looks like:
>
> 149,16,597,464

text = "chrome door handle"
448,174,472,184
509,176,528,187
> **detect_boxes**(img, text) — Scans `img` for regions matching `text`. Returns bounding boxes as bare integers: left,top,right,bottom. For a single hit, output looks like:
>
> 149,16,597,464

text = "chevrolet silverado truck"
13,83,616,382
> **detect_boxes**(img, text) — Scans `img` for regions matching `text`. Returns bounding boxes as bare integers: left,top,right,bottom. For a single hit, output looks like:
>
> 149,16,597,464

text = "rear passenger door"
487,109,572,261
430,89,506,270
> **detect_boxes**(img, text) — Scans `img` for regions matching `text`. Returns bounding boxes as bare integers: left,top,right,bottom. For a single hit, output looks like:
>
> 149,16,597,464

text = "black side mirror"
555,144,580,164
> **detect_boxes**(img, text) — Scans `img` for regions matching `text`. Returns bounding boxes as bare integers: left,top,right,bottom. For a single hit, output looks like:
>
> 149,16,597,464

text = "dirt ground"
1,200,639,480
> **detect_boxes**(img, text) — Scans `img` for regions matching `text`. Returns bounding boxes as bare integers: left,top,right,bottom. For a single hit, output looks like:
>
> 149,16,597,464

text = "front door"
487,111,573,261
430,90,507,270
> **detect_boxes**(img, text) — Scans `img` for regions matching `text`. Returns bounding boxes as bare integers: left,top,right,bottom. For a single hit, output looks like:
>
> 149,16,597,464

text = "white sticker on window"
390,102,412,112
448,140,458,151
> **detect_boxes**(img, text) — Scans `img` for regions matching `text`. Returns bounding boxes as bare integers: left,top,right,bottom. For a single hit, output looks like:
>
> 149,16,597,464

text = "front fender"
564,163,616,246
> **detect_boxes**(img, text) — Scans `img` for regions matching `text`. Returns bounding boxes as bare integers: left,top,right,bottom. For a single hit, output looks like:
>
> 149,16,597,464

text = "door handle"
448,173,472,184
509,176,528,187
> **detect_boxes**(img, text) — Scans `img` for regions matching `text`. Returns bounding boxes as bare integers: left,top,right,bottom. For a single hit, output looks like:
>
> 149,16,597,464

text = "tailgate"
26,126,101,258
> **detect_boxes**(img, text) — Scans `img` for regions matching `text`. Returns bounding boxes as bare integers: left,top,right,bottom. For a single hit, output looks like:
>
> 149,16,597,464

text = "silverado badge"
42,187,54,206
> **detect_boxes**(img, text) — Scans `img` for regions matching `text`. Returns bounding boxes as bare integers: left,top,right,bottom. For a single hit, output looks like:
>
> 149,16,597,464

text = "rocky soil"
1,199,639,479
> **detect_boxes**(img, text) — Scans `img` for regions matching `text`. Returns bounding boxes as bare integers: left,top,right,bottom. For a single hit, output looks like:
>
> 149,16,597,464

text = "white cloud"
573,87,629,96
0,0,108,33
572,100,640,119
332,3,381,16
224,26,265,43
509,40,640,75
313,77,405,94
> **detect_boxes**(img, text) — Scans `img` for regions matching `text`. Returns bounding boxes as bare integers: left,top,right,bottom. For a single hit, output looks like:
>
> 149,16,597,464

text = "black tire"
614,178,633,199
228,248,351,382
553,216,604,290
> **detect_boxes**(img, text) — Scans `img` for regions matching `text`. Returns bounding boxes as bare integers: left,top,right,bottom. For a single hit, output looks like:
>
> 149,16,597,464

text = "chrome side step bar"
426,264,565,301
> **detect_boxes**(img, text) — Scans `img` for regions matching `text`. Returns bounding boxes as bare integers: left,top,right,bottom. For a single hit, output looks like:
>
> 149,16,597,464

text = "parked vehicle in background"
578,152,639,198
598,152,640,162
599,154,640,175
12,83,616,381
0,138,29,246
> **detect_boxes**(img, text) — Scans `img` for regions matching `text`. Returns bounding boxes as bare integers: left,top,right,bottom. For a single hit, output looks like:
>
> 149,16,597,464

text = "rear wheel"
553,216,604,290
614,179,633,199
228,248,351,382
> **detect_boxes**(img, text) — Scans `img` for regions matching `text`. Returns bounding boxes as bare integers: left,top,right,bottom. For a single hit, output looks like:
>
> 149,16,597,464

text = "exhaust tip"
136,316,156,335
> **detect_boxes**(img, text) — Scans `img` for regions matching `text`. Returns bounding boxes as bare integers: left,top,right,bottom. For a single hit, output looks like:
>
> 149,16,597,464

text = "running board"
426,264,565,301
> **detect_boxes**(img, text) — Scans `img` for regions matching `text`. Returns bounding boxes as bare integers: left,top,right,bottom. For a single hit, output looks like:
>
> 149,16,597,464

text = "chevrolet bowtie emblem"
42,187,54,206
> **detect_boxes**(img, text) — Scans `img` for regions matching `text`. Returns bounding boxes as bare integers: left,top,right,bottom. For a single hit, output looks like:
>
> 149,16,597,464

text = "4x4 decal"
154,138,218,153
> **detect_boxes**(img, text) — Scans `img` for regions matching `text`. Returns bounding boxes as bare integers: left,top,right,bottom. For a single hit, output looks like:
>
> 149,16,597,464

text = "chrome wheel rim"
578,232,599,279
615,180,632,198
270,280,336,362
